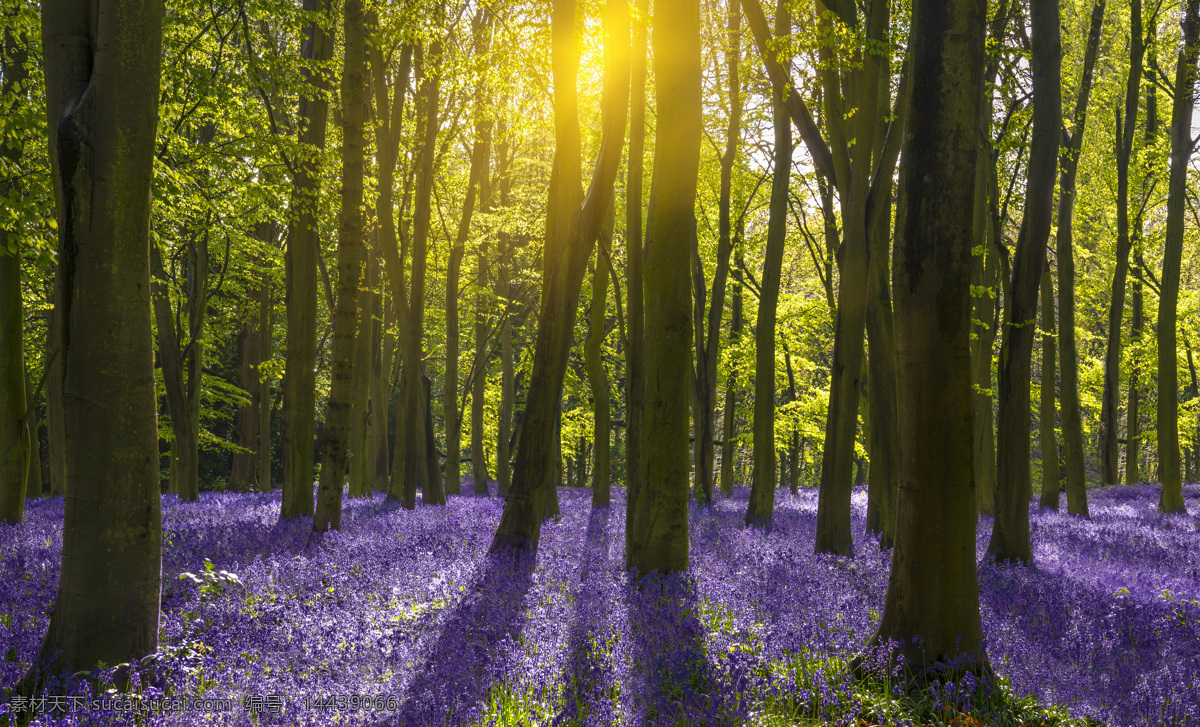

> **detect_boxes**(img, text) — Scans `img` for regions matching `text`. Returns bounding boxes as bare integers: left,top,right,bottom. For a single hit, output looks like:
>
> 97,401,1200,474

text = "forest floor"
1,481,1198,727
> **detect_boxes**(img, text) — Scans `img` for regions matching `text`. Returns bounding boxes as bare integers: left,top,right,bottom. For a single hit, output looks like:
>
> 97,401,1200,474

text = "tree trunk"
1100,0,1144,487
625,0,700,575
371,267,390,494
745,0,790,529
970,158,998,518
0,18,29,521
444,242,464,496
719,257,743,496
45,295,64,497
258,273,273,491
865,190,899,544
1056,0,1105,516
1156,0,1198,514
491,0,629,553
1127,273,1142,485
624,0,648,558
587,225,612,507
24,366,43,498
863,0,987,674
470,13,495,497
26,0,162,686
1038,263,1060,509
497,127,514,498
347,243,375,498
281,0,334,519
988,0,1060,565
313,0,366,532
231,287,263,491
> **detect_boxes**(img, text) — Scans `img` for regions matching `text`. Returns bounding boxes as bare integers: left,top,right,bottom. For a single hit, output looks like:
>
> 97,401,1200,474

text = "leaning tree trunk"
1057,0,1104,515
313,0,366,532
626,0,700,575
1038,263,1060,509
1157,0,1198,515
745,2,791,530
862,0,988,675
490,0,629,554
281,0,334,519
988,0,1061,565
25,0,163,688
1100,0,1144,487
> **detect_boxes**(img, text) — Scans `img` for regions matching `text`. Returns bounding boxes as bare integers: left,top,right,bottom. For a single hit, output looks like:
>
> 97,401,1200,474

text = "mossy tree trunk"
26,0,163,687
1157,0,1199,515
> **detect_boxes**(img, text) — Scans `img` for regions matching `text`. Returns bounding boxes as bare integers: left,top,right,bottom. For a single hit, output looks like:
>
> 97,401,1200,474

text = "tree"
490,0,629,553
0,12,29,524
626,0,700,573
586,229,612,507
281,0,334,520
988,0,1061,565
1156,0,1199,515
26,0,163,687
1055,0,1105,515
863,0,987,675
744,0,790,529
1038,262,1060,509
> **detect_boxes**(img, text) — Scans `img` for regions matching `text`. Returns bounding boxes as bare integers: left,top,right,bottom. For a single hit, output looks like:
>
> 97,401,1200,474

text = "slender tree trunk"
445,242,464,495
281,0,334,519
471,13,495,496
988,0,1060,565
371,288,391,493
1039,263,1060,509
491,0,629,553
232,289,263,491
745,0,790,529
719,257,743,496
865,143,898,545
1127,272,1142,484
626,0,700,574
587,221,613,507
863,0,987,673
24,367,43,498
497,127,514,498
313,0,366,532
624,0,648,557
1057,0,1104,516
1100,0,1144,487
26,0,162,686
45,295,64,497
1156,0,1198,514
259,273,273,491
347,243,375,498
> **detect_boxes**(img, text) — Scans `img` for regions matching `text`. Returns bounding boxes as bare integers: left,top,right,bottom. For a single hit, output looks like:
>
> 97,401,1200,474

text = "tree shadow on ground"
380,545,536,727
553,505,619,726
625,568,748,726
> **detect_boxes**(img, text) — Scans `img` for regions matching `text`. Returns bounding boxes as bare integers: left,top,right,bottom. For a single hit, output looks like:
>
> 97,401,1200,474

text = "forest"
1,0,1200,723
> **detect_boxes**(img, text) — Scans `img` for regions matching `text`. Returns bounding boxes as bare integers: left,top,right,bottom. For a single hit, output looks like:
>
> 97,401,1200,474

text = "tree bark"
1038,263,1060,509
626,0,700,574
624,0,648,558
587,218,613,507
281,0,334,519
371,287,391,494
1100,0,1144,487
1057,0,1104,516
258,273,273,491
863,0,987,674
347,242,375,498
491,0,629,553
988,0,1060,565
1127,39,1156,488
496,122,514,498
26,0,163,686
719,255,743,496
1156,0,1198,514
745,0,790,529
313,0,366,532
231,287,263,491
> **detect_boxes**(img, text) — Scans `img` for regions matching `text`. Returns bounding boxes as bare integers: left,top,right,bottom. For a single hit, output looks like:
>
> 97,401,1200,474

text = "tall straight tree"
1128,48,1157,487
491,0,629,554
690,0,742,506
863,0,987,673
314,0,367,532
586,223,612,507
470,11,496,497
744,0,790,529
26,0,163,686
1055,0,1104,515
0,14,29,524
624,0,648,558
988,0,1061,565
281,0,334,519
1038,262,1060,509
496,116,515,498
1157,0,1199,514
627,0,701,574
1099,0,1144,486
